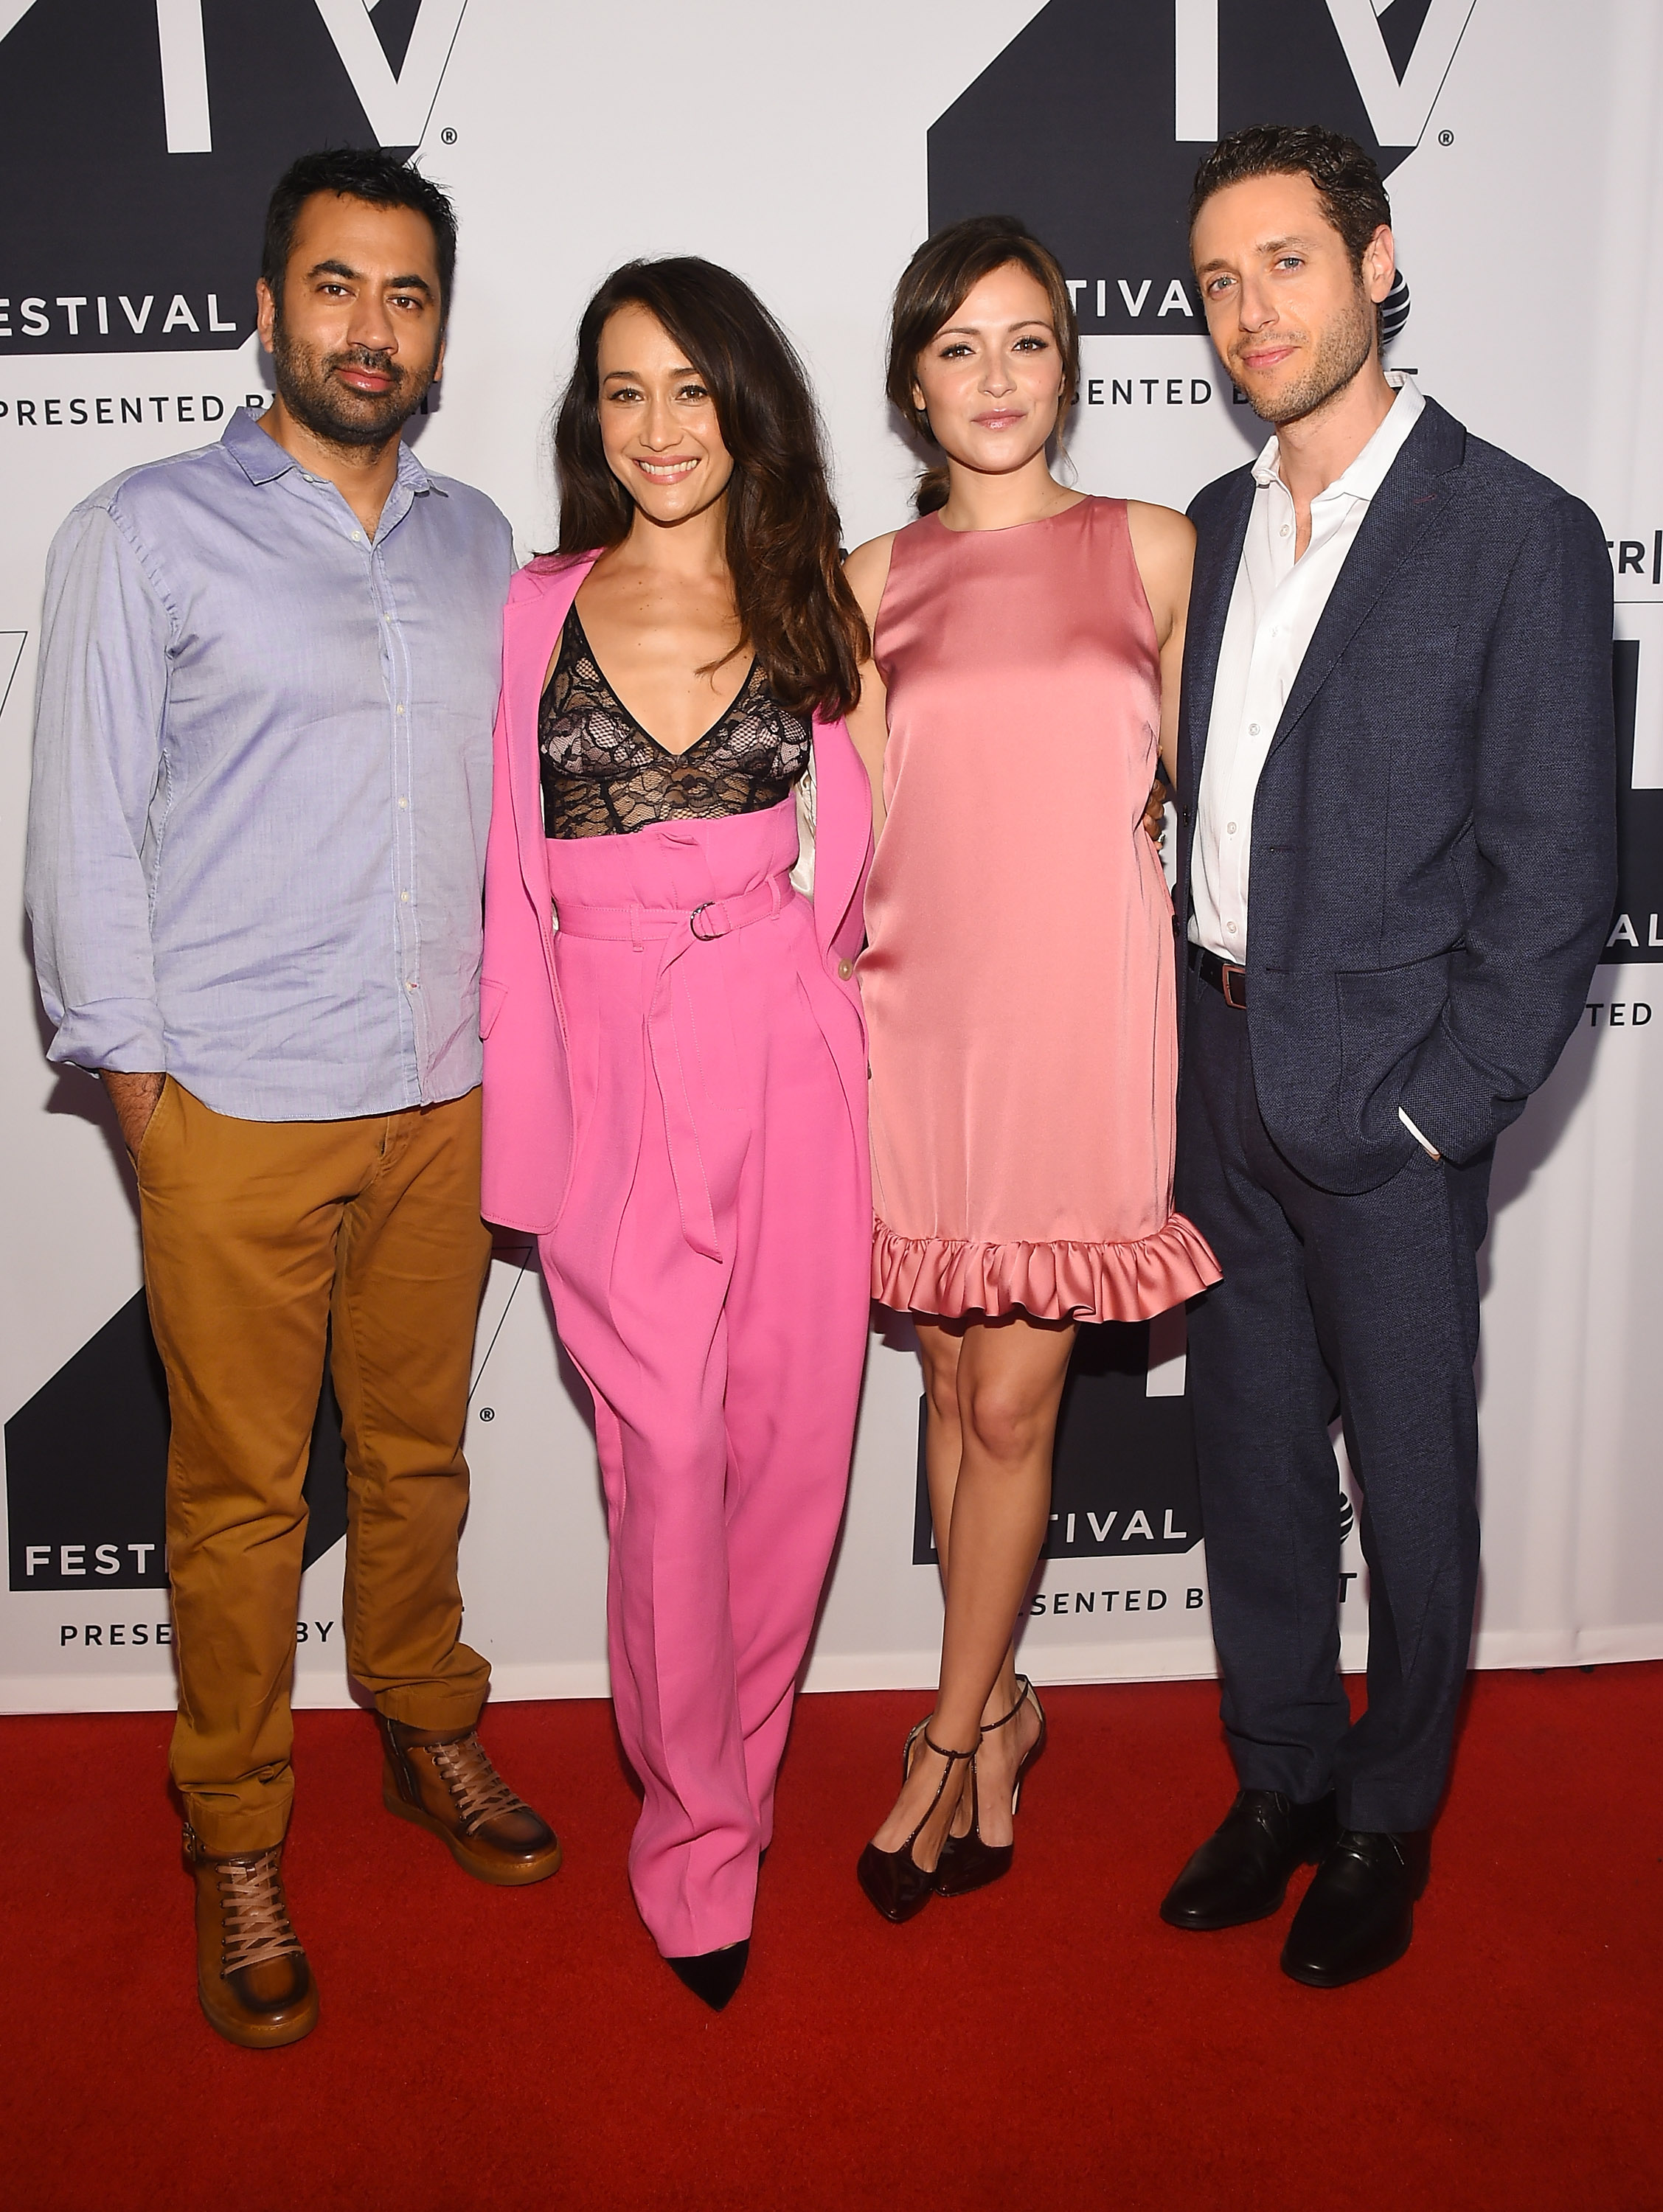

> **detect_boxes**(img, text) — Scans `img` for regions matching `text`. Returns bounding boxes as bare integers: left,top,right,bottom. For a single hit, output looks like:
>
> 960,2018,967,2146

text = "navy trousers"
1176,972,1493,1833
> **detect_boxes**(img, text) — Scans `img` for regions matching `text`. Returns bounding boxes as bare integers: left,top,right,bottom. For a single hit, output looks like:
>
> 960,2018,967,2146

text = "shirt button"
1280,523,1291,536
350,530,363,543
1249,723,1260,736
397,703,405,715
406,981,418,990
400,891,409,902
837,959,853,980
398,797,409,810
1226,821,1237,835
1226,921,1238,936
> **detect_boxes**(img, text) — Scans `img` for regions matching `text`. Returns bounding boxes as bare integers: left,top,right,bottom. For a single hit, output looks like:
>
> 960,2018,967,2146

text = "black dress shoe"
1160,1788,1339,1931
666,1940,749,2011
1281,1829,1431,1988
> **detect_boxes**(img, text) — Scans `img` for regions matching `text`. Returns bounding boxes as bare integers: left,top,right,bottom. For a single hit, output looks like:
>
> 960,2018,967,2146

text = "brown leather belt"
1187,940,1248,1010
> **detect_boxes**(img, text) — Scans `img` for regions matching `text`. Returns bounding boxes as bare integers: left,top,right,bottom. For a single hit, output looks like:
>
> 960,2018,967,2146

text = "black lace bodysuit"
540,605,811,838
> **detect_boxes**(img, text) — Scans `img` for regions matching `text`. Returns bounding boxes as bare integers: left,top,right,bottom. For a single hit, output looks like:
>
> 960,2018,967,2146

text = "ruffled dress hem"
872,1212,1221,1324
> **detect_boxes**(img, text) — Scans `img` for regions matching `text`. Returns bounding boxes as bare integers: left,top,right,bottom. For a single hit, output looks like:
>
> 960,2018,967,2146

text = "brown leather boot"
184,1824,319,2049
380,1718,562,1886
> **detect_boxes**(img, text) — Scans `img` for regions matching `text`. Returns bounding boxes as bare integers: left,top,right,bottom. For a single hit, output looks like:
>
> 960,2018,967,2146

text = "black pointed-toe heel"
934,1677,1047,1898
666,1938,749,2011
856,1733,976,1924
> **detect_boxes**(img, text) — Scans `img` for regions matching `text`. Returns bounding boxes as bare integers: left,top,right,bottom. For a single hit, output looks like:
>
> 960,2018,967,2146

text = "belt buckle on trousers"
1189,940,1249,1010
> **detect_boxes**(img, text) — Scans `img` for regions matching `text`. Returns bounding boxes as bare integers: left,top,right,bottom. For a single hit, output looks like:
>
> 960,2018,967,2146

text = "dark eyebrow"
936,317,1054,338
601,365,700,382
306,258,433,296
1195,234,1320,276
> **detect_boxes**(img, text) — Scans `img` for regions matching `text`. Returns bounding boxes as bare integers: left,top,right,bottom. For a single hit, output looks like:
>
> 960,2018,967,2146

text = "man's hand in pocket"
102,1071,166,1159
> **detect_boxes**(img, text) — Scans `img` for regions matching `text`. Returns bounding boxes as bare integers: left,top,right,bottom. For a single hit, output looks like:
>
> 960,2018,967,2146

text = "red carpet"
2,1667,1659,2211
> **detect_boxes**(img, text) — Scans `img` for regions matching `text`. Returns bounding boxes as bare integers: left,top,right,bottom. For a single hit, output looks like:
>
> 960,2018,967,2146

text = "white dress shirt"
1189,375,1438,1150
1191,375,1423,961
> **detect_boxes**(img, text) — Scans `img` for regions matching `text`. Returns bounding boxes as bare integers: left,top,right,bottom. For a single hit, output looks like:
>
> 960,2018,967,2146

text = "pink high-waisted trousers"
538,799,870,1957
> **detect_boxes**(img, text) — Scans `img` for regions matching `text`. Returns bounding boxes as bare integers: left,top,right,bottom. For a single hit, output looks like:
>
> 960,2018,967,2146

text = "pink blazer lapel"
501,552,601,964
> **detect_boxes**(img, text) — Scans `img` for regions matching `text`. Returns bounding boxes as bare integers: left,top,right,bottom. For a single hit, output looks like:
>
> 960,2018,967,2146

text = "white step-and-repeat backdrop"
4,0,1660,1712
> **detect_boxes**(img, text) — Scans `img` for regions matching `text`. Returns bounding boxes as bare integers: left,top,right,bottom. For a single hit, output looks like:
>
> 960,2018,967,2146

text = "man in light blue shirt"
26,147,560,2051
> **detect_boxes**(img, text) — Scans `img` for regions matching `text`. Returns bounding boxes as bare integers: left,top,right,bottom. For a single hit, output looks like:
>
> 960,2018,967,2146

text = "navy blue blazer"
1176,397,1618,1194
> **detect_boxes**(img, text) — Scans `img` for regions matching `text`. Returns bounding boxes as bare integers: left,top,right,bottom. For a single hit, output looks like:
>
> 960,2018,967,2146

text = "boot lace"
427,1732,528,1835
212,1845,302,1977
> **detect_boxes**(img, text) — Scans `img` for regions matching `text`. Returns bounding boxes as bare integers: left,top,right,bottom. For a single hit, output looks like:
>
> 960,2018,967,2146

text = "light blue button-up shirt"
26,406,513,1121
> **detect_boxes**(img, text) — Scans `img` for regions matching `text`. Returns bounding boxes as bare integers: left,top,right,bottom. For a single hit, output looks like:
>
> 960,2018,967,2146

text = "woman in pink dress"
480,261,874,2006
845,217,1221,1920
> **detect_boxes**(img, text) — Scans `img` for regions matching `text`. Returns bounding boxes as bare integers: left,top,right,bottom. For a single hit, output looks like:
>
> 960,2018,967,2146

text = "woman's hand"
1142,771,1170,846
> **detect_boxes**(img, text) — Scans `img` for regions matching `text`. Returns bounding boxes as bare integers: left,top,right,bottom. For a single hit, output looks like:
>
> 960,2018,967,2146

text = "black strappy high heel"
933,1677,1047,1898
856,1733,977,1923
900,1716,930,1777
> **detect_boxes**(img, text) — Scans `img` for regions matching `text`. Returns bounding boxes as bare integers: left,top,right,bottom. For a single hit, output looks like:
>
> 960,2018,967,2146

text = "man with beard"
1160,126,1615,1984
26,149,559,2049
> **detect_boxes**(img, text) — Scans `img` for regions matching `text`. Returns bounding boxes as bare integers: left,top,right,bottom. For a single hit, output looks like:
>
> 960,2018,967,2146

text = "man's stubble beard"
1239,279,1378,431
270,312,435,451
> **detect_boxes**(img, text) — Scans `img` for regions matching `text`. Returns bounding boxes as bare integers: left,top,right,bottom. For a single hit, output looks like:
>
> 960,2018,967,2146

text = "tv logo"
0,1,469,355
1173,0,1478,150
145,0,468,154
928,0,1476,335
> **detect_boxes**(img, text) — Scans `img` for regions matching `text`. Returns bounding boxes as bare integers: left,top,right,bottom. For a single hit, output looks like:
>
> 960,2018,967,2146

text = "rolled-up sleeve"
25,499,173,1074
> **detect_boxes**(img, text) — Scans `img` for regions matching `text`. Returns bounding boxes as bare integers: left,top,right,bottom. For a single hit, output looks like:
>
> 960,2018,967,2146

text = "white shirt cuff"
1398,1105,1441,1161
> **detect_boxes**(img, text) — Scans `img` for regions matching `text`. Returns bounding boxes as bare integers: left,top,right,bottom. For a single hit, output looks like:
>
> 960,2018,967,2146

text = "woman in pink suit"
480,260,873,2009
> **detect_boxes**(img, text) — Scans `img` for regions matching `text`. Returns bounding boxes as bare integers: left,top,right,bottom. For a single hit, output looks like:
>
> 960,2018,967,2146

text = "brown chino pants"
136,1079,493,1854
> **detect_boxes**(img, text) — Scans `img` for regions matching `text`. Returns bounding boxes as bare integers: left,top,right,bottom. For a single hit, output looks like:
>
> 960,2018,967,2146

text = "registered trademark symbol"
1438,129,1454,146
478,1405,494,1422
440,127,457,145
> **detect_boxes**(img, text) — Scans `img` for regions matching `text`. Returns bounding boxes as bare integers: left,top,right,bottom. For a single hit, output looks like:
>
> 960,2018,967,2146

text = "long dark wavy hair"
552,257,867,719
886,215,1080,515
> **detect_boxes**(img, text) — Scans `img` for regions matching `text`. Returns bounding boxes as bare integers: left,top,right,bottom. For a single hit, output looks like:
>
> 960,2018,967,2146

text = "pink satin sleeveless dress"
859,495,1220,1321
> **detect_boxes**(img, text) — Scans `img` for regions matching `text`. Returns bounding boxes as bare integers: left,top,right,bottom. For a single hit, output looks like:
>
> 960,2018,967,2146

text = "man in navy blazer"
1161,125,1616,1986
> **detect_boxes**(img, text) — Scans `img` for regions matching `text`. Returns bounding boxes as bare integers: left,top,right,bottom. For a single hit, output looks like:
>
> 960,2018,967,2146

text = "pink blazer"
480,552,875,1234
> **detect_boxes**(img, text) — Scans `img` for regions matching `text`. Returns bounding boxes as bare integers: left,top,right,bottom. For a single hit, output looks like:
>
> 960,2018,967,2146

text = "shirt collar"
1251,373,1425,504
220,402,442,498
